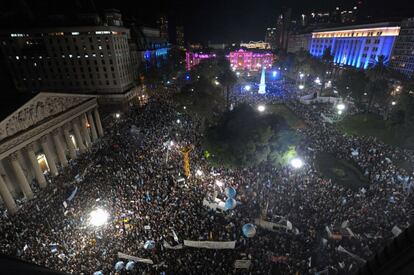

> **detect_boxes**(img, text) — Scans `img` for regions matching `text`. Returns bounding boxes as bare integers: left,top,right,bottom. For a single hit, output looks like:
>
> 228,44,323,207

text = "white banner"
183,240,236,249
163,240,184,250
392,225,402,237
337,246,366,263
117,252,153,264
234,260,251,269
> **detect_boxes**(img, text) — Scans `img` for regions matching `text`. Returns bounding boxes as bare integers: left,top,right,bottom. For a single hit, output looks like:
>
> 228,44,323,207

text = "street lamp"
299,73,304,79
176,119,181,124
115,113,120,119
315,77,321,85
298,84,305,90
236,72,240,77
391,101,396,106
214,80,220,86
337,103,345,111
290,158,303,169
272,71,277,77
244,85,251,91
257,105,266,112
89,208,109,227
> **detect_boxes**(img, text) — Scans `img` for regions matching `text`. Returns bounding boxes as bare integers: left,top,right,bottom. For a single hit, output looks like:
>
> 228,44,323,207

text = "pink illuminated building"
185,51,217,70
229,49,274,71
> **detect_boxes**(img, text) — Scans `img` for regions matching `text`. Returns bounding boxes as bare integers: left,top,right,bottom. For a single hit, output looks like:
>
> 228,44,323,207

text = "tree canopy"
204,104,300,168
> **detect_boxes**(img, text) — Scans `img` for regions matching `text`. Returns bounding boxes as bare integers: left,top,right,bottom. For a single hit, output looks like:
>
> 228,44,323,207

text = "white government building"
0,92,104,214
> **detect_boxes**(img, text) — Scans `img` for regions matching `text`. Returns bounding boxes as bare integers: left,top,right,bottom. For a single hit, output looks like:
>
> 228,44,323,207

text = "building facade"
309,22,400,69
240,41,271,50
265,27,277,49
0,26,137,101
0,93,104,214
390,18,414,78
176,26,185,47
229,49,274,71
287,33,312,53
185,51,216,70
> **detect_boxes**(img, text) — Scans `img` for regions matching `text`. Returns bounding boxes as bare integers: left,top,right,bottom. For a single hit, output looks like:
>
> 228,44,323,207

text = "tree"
366,78,389,112
336,69,367,103
204,104,300,167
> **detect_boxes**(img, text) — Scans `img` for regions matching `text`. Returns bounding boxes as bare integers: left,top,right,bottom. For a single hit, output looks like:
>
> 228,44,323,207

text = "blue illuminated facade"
309,23,400,69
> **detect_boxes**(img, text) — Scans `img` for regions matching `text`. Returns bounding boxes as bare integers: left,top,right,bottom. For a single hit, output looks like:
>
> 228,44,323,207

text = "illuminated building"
0,26,138,100
176,26,185,47
309,22,400,69
287,33,312,53
157,16,169,40
265,27,277,49
240,41,271,50
185,51,216,70
275,8,291,51
229,49,274,71
390,18,414,78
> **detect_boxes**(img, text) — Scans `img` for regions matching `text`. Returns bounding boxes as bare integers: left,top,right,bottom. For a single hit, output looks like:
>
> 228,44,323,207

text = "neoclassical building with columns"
0,92,104,214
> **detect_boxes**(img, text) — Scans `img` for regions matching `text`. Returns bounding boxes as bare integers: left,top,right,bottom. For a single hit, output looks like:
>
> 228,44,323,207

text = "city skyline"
0,0,413,43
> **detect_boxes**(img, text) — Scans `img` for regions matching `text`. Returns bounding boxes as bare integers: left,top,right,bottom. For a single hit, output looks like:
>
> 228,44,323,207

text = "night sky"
0,0,413,43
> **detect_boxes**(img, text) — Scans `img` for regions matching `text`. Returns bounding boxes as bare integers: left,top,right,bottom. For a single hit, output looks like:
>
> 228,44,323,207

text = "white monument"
258,67,266,94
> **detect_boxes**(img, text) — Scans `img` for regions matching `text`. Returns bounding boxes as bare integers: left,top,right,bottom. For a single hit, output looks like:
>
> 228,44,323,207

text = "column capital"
9,152,19,161
26,143,36,151
52,129,61,136
40,135,49,143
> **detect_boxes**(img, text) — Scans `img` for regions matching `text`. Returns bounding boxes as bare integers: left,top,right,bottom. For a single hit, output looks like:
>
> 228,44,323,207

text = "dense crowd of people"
0,78,413,275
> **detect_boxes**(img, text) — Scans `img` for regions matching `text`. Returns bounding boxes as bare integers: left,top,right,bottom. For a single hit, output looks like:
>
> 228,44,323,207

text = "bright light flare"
214,80,220,86
336,103,345,111
89,208,109,227
391,101,396,106
176,119,181,124
257,105,266,112
244,85,251,91
115,113,120,118
272,71,277,77
290,158,303,169
315,77,321,85
298,84,305,90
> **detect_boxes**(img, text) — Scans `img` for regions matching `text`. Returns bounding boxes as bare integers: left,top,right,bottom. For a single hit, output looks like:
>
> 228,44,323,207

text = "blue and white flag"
67,187,78,201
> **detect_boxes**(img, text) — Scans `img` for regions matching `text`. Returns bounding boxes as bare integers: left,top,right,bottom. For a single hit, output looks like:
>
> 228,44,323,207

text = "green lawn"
268,104,306,129
338,113,399,145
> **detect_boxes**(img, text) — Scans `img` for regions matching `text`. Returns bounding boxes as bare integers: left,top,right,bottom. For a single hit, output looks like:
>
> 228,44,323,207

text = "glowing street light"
176,119,181,124
391,101,396,106
244,85,251,91
315,77,321,85
299,73,305,79
115,113,120,119
214,80,220,86
290,158,303,169
298,84,305,90
89,208,109,227
257,105,266,112
336,103,345,111
272,71,277,77
236,71,240,77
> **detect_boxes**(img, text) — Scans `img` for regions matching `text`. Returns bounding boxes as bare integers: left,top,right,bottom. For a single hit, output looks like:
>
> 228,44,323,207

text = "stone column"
52,130,68,167
26,144,47,188
63,126,77,159
0,174,17,214
40,136,58,176
72,120,86,154
10,153,33,199
94,108,104,137
81,115,92,148
87,111,98,141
